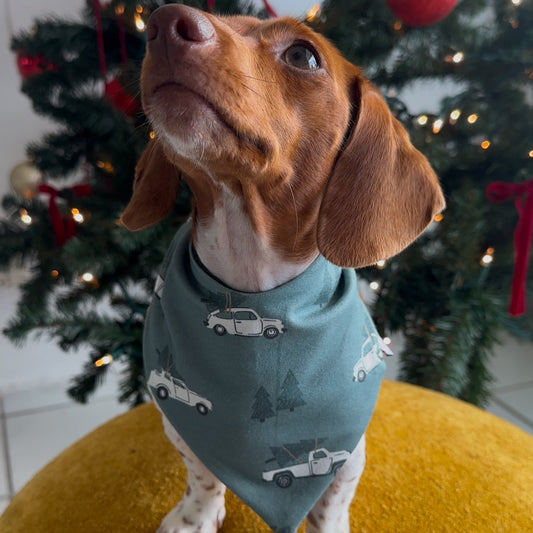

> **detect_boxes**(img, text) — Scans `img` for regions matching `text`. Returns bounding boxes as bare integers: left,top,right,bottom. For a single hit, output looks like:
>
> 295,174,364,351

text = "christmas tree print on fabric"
155,346,185,379
277,370,306,412
251,371,307,422
252,386,276,423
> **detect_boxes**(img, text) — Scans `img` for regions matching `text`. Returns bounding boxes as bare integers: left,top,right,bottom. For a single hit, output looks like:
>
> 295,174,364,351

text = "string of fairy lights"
7,0,529,364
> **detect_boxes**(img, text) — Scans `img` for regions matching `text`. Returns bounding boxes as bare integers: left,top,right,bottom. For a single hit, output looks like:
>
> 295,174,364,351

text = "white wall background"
0,0,85,393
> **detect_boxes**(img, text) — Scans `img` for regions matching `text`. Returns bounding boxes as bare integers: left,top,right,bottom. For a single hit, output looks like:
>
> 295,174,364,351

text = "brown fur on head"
121,5,444,268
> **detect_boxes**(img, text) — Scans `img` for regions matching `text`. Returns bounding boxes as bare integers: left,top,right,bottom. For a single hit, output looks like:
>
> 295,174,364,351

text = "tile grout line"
490,380,533,394
490,394,533,432
2,392,121,420
0,397,15,499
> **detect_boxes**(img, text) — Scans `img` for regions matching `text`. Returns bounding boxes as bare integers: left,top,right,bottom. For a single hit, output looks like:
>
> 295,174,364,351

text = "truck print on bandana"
148,369,213,415
262,442,349,488
204,307,286,338
353,325,392,382
142,223,387,533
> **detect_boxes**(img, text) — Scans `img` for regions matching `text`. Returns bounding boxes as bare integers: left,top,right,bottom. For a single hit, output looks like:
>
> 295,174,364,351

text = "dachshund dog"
122,4,444,533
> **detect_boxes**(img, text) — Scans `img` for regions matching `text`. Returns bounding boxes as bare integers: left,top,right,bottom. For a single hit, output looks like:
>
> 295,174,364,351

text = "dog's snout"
146,4,215,45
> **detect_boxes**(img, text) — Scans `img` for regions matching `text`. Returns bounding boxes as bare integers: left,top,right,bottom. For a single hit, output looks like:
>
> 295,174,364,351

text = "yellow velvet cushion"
1,380,532,532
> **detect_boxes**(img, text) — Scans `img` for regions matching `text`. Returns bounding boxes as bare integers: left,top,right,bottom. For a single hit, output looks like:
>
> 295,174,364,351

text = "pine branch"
68,358,110,404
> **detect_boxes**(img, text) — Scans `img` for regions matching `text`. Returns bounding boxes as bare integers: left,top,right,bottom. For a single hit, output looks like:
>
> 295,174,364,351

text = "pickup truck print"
148,369,213,415
353,326,392,382
204,307,286,338
262,448,350,488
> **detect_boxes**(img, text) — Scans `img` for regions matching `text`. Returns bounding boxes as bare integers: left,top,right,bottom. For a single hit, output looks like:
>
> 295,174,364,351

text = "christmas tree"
312,0,533,405
277,371,306,413
1,0,531,407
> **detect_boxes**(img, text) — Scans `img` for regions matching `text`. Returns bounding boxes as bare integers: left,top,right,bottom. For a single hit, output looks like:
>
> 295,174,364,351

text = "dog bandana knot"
144,222,386,533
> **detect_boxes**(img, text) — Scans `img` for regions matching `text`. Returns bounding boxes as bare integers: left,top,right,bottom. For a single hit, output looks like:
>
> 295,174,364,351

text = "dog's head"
121,4,444,268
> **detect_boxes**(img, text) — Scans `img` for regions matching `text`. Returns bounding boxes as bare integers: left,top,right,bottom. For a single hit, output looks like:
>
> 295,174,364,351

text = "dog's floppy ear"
317,78,445,268
120,139,180,231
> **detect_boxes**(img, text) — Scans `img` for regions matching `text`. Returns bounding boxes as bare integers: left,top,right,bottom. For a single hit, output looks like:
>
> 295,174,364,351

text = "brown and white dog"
121,4,444,532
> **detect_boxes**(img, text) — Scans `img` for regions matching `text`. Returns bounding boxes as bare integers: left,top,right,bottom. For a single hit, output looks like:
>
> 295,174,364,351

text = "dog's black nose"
146,4,215,44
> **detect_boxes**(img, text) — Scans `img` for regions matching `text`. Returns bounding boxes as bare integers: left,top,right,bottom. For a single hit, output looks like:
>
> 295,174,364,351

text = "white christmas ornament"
9,161,42,198
250,0,321,18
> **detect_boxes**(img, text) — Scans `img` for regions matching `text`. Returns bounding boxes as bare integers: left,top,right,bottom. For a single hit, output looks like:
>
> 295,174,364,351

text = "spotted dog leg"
306,434,366,533
157,415,226,533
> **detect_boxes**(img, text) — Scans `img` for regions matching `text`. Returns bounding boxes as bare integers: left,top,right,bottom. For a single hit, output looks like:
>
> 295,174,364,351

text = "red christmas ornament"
386,0,458,27
16,51,56,79
105,79,140,117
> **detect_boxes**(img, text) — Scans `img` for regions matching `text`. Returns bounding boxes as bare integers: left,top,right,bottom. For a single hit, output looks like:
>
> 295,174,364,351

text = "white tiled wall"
486,333,533,434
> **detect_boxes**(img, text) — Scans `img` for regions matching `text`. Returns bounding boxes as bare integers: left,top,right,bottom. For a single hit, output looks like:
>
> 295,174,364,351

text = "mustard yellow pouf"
1,380,532,532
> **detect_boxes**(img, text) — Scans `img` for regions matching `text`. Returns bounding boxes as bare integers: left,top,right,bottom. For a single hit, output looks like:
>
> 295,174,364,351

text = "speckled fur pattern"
158,417,226,533
160,414,365,533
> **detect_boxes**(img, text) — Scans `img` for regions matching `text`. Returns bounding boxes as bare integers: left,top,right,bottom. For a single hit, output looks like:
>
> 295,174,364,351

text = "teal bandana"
144,221,386,533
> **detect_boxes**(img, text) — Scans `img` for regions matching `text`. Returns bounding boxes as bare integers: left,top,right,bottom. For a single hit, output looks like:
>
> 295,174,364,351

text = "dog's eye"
283,44,319,71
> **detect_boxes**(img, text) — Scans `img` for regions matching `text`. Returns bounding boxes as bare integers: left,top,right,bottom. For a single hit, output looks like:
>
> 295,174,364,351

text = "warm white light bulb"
450,109,461,120
71,208,84,223
481,247,495,266
82,272,94,283
433,119,444,134
20,210,32,225
452,52,465,63
306,4,320,21
135,14,146,31
95,354,114,367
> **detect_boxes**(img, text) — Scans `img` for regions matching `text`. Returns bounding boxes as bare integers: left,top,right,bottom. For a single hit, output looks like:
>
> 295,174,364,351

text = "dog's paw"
156,499,225,533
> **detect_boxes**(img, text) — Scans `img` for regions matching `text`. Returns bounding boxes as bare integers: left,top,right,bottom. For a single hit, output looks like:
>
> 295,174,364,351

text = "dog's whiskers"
238,81,268,101
240,73,278,84
287,181,299,252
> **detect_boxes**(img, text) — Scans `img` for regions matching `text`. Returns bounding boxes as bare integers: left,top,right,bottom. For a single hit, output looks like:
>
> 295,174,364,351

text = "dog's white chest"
195,186,315,292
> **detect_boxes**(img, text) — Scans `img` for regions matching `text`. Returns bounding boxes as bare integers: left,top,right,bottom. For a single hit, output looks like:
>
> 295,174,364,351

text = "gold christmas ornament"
9,161,42,198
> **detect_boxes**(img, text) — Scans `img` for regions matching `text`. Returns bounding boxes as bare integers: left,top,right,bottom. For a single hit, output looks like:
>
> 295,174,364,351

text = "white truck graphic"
262,448,350,488
204,308,286,338
353,327,391,382
148,369,212,415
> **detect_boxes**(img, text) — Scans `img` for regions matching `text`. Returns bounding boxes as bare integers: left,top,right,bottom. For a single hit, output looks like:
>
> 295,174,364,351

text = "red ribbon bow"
486,178,533,316
38,184,92,247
